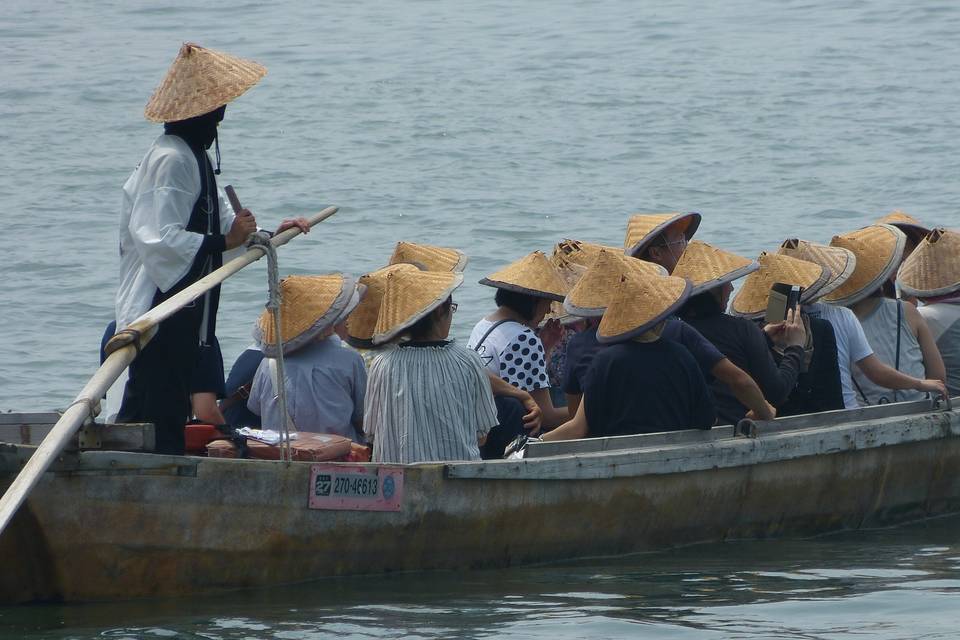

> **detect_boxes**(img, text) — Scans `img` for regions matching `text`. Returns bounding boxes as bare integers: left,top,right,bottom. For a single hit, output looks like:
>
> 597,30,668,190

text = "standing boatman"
115,42,306,453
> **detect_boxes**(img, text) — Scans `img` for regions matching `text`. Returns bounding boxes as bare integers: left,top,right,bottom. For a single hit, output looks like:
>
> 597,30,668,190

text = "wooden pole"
0,206,338,537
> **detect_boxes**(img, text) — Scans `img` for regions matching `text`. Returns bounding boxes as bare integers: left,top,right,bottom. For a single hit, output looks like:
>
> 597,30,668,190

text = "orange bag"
206,432,353,462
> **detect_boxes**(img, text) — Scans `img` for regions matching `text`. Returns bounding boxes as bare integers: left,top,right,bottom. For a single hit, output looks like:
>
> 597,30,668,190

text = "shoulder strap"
472,319,515,353
893,300,902,402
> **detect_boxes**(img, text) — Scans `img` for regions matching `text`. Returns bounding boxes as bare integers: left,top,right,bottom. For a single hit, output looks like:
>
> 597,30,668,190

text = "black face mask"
164,105,226,172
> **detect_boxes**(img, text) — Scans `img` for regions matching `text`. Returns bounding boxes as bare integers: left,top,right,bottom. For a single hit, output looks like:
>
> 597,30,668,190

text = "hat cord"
248,231,293,464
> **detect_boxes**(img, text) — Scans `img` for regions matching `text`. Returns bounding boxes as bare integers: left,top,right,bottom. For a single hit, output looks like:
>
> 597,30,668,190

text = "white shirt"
467,318,550,391
808,303,874,408
116,135,235,329
364,341,498,464
919,299,960,397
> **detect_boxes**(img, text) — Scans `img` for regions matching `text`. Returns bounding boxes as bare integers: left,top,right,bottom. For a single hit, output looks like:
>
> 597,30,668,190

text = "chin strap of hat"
247,230,293,464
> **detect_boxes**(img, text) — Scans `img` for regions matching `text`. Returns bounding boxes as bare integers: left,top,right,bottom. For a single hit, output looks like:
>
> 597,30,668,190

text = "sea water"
1,0,959,636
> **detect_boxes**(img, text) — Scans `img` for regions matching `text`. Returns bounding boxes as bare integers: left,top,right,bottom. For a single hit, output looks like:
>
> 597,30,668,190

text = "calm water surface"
2,0,960,636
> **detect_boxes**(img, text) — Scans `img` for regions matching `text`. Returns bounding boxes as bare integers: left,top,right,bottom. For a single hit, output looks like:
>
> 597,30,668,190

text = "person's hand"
518,391,543,436
916,378,948,399
764,307,806,348
225,208,257,249
745,401,777,421
276,217,310,235
538,318,563,353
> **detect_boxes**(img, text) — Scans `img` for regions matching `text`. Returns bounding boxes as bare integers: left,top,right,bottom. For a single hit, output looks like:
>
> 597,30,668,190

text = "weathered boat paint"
0,398,957,603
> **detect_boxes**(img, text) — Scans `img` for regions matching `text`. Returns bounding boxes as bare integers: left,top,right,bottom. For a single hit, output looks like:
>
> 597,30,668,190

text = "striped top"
364,340,499,464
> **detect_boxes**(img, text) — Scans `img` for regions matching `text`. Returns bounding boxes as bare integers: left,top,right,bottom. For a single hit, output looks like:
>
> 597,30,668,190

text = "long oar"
0,205,338,536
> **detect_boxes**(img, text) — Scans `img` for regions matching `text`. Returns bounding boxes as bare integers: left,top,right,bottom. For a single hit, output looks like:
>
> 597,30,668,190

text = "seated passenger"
674,242,807,425
899,228,960,397
247,274,367,442
542,270,715,441
875,211,931,303
364,268,498,463
468,251,572,429
346,263,424,369
220,344,264,428
730,247,845,415
825,224,945,405
624,211,701,272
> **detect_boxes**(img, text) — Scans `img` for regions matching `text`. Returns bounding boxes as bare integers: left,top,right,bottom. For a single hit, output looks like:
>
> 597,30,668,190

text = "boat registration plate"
308,464,404,511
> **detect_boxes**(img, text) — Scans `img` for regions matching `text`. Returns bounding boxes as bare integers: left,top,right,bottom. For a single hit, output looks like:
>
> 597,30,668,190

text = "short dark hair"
494,288,539,321
407,297,452,340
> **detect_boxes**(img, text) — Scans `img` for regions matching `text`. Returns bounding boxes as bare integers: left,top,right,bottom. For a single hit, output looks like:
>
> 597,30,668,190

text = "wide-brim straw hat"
544,252,590,324
255,274,358,356
372,270,464,345
876,210,931,245
564,248,668,317
552,238,621,268
144,43,267,123
597,273,691,344
346,263,421,347
624,212,701,258
777,238,856,301
671,240,758,296
388,241,467,272
729,252,830,319
898,228,960,298
824,224,906,306
479,251,570,302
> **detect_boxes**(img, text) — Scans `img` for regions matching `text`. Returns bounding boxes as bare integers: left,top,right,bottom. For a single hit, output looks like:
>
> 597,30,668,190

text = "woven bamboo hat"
552,238,621,268
624,212,701,258
597,272,691,344
564,248,668,317
671,241,759,296
543,252,591,324
144,43,267,123
346,263,421,347
729,252,830,318
777,238,856,300
876,210,931,245
898,228,960,298
372,269,464,345
480,251,570,302
388,241,468,273
254,274,358,356
824,224,906,306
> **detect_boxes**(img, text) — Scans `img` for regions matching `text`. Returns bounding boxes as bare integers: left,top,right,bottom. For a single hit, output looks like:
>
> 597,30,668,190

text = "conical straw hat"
479,251,570,302
388,241,467,272
552,238,621,268
624,212,701,258
671,241,758,295
824,224,906,306
729,252,829,318
255,274,356,356
876,210,931,244
777,238,856,301
897,228,960,298
597,273,691,344
564,248,668,317
144,43,267,123
346,263,421,346
372,269,464,345
543,252,590,324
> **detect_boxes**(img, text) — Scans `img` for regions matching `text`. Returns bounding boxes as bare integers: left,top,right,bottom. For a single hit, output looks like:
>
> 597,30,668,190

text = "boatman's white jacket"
115,134,235,329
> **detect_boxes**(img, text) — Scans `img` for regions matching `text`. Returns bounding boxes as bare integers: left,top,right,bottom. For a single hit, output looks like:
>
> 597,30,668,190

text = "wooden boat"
1,396,957,603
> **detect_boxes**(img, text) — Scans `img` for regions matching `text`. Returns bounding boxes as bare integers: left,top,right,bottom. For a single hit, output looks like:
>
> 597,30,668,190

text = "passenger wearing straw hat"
560,247,776,421
246,275,367,442
675,242,807,425
364,269,499,464
899,228,960,396
875,211,932,303
541,270,715,441
828,225,946,406
116,43,306,454
468,252,571,431
624,212,701,272
730,249,844,416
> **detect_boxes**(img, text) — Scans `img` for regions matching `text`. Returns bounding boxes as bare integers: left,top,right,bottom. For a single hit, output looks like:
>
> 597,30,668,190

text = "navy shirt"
583,339,716,437
562,318,725,395
222,347,264,428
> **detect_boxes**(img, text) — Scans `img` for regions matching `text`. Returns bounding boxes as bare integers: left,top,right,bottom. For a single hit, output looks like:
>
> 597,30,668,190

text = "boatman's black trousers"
117,301,203,455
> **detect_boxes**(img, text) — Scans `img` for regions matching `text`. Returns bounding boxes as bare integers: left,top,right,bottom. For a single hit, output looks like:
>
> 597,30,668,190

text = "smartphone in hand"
765,282,803,324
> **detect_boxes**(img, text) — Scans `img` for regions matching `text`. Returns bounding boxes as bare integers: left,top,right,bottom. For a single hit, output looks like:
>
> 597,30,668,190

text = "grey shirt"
919,300,960,397
247,335,367,442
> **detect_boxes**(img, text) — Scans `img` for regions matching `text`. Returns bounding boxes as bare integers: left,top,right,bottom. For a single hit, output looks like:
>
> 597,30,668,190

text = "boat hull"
2,401,959,603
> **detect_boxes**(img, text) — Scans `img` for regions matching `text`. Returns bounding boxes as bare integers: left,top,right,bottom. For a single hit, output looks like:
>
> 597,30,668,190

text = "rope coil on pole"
247,231,293,465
